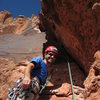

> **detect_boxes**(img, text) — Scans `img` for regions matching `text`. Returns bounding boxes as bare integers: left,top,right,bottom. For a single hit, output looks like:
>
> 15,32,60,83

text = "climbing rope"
67,58,76,100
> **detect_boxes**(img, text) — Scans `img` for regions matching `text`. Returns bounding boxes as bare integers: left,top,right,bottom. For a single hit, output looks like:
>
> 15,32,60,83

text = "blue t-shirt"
30,56,47,85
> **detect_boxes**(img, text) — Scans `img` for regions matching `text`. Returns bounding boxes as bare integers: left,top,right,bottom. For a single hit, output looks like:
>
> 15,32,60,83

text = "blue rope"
67,61,76,100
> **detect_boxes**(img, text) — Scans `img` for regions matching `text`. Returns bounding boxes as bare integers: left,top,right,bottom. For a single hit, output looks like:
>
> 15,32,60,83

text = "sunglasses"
47,52,57,58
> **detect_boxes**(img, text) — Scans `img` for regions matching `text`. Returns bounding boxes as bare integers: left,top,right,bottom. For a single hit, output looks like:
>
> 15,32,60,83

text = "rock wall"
0,10,40,34
84,51,100,100
0,10,13,24
39,0,100,74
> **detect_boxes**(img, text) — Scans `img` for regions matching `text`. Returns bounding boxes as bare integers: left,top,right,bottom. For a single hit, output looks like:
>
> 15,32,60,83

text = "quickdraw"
8,77,40,100
8,78,23,100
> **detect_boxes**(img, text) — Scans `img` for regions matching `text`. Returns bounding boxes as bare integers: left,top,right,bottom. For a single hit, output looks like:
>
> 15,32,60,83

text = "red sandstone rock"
39,0,100,74
0,10,12,24
0,10,40,34
39,1,100,99
84,51,100,99
0,1,100,99
0,57,24,100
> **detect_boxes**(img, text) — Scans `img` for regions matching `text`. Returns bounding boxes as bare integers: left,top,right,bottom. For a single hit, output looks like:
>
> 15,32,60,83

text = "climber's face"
45,52,57,64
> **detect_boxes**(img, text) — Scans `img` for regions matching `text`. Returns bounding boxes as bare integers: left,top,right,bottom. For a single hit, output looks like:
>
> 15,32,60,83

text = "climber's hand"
49,89,71,97
21,77,31,89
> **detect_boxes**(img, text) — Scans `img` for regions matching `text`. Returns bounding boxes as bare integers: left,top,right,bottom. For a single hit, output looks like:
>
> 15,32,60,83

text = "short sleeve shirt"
30,56,47,85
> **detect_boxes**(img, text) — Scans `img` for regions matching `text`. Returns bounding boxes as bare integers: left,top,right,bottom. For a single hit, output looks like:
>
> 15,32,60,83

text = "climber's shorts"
31,77,40,94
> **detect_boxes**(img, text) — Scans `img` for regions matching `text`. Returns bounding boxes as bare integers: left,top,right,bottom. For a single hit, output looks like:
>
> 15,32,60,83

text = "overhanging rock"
39,0,100,74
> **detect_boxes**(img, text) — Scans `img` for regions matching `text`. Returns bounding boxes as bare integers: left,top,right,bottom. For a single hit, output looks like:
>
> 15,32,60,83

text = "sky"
0,0,41,18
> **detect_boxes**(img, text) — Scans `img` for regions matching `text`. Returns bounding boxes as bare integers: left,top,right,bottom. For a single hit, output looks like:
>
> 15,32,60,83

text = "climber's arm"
21,63,35,89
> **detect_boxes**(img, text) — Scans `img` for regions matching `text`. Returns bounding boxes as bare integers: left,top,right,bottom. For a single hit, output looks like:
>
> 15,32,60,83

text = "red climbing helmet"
45,46,58,55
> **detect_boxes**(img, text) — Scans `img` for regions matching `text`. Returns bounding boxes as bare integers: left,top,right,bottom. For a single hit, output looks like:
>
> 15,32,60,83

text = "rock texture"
0,10,40,34
39,0,100,99
84,51,100,100
39,0,100,74
0,10,13,24
40,62,85,100
0,57,24,100
0,1,100,99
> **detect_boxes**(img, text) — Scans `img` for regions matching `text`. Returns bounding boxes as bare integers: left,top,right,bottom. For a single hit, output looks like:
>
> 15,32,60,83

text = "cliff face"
0,4,99,99
0,10,13,24
39,0,100,74
83,51,100,100
0,10,40,34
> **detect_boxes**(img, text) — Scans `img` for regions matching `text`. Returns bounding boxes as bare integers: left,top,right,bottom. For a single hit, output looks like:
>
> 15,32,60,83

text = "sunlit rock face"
0,10,13,24
0,10,40,34
39,0,100,74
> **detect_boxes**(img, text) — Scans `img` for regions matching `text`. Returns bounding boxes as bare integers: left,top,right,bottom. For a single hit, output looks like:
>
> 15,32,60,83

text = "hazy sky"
0,0,41,18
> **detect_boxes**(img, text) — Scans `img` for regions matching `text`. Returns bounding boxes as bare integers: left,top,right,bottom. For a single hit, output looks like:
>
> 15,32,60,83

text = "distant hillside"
0,10,40,35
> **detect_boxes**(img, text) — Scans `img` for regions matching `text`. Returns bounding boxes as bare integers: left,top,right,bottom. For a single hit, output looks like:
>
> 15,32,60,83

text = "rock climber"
8,45,59,100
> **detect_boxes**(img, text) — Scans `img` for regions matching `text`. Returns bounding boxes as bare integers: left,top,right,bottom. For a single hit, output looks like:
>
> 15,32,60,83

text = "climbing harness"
8,77,23,100
39,76,51,94
8,76,51,100
67,57,76,100
8,77,40,100
39,83,47,94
